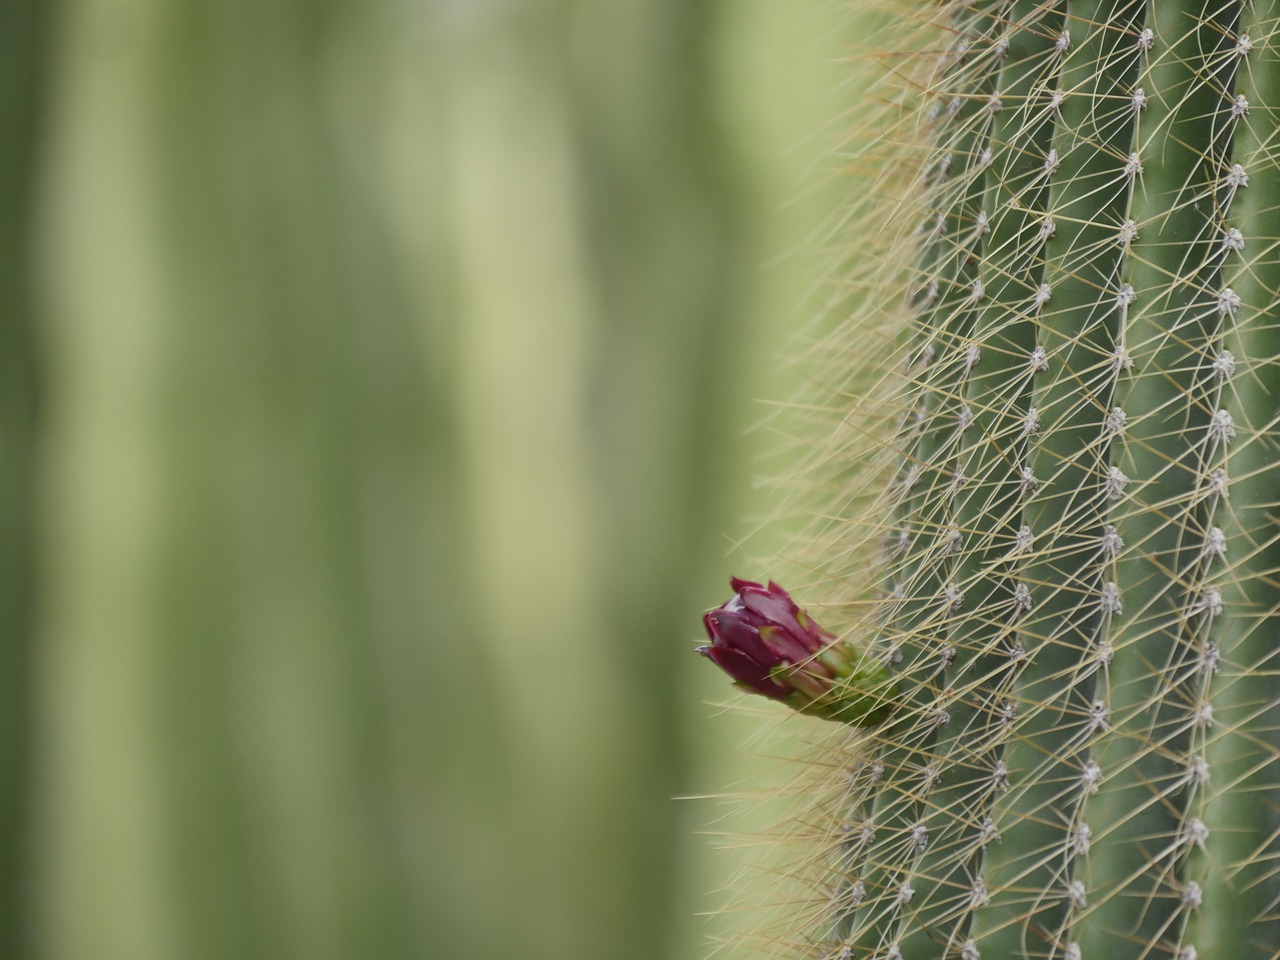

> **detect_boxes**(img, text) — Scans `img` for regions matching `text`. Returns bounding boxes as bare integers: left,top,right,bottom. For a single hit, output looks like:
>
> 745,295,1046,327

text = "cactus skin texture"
798,1,1280,958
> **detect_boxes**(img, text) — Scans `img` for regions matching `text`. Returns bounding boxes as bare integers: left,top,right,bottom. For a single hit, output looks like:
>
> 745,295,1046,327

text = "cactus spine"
793,1,1280,958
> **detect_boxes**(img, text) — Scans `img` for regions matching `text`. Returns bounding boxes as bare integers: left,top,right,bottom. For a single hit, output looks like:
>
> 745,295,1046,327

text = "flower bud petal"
740,588,828,659
795,606,837,642
757,625,820,666
737,584,798,629
765,580,801,603
703,610,780,667
697,645,791,699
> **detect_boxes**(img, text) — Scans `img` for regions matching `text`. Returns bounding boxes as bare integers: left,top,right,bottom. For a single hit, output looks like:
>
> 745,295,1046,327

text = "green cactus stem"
773,1,1280,958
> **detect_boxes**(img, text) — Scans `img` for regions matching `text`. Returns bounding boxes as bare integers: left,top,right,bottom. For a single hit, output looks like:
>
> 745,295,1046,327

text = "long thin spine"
842,3,1005,950
895,5,1065,956
1186,1,1280,954
1077,1,1242,955
967,1,1145,954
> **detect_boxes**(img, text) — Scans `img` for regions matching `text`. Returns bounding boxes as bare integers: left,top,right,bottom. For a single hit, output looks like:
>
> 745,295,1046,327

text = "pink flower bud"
697,577,896,725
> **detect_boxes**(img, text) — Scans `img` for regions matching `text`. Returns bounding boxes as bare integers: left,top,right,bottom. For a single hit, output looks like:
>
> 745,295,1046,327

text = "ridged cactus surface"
786,1,1280,958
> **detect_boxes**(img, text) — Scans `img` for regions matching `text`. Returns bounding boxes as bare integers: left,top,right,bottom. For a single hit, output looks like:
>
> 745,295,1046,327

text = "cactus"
718,1,1280,958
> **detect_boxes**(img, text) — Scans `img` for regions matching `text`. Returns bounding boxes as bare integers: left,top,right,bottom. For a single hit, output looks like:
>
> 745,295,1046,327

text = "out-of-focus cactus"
729,1,1280,958
0,2,51,956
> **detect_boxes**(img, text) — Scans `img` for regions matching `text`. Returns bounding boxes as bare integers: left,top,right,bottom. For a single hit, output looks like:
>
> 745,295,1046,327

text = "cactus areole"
705,1,1280,958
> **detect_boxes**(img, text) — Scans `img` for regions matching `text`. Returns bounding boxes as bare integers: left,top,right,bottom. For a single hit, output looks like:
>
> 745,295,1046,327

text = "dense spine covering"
1190,3,1280,955
776,1,1280,958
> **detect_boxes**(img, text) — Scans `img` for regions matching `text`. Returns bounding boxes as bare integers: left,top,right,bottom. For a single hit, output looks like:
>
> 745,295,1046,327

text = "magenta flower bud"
697,577,897,725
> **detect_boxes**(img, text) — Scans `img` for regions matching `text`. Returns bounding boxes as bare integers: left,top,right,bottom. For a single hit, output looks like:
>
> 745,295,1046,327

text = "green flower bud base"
782,666,899,727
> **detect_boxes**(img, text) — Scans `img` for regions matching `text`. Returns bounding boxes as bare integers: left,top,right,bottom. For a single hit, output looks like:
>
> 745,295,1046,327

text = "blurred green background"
5,1,853,958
